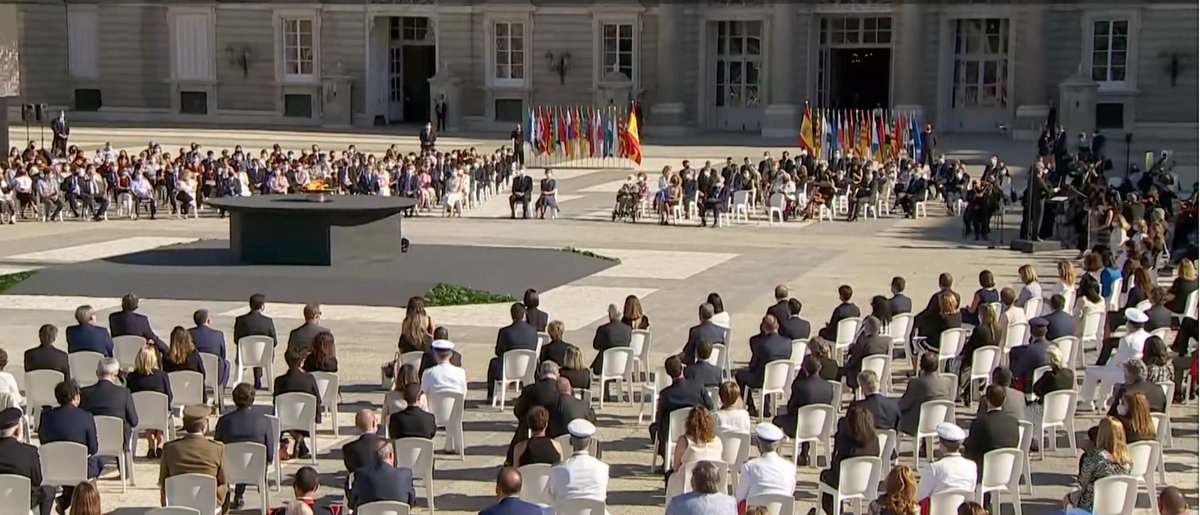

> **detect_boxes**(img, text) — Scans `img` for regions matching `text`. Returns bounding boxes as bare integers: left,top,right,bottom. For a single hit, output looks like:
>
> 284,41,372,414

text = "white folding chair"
833,318,861,363
355,501,411,515
38,442,89,496
912,400,955,470
936,328,967,371
1052,336,1080,375
877,429,898,471
0,474,32,515
638,366,671,425
311,371,341,437
967,346,1003,402
1155,381,1177,446
235,336,275,392
113,335,146,372
1090,475,1139,515
889,313,914,362
94,415,132,492
828,380,844,417
731,190,751,222
928,489,973,515
1036,391,1078,459
132,391,176,457
1127,441,1160,514
791,404,835,468
273,392,319,465
748,361,792,421
1150,413,1169,483
708,343,732,379
552,498,606,515
518,463,552,505
658,407,693,470
860,355,892,396
745,493,794,515
168,371,205,410
665,461,729,503
24,369,63,426
199,353,225,408
426,391,465,459
392,437,435,511
1105,278,1124,311
1079,310,1104,363
492,349,537,409
225,442,269,515
1003,322,1029,358
630,329,653,382
147,509,202,515
1023,297,1043,320
976,448,1024,515
719,430,752,490
536,332,550,358
816,456,882,515
767,193,786,225
68,351,104,387
164,473,219,515
554,433,599,459
1017,420,1034,495
265,414,282,490
594,347,635,408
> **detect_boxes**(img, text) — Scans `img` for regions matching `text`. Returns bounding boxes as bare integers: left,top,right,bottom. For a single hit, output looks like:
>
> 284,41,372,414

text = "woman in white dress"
714,381,752,435
670,406,724,473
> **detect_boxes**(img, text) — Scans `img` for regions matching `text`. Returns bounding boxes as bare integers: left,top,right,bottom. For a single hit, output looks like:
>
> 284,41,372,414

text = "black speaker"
20,103,33,122
35,104,48,122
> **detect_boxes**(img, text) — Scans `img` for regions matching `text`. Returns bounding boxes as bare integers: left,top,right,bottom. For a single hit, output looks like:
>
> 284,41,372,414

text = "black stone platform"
8,240,616,306
206,194,417,266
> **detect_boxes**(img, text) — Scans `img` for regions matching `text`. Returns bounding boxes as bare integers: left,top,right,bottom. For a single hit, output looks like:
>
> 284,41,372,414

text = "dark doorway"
402,45,435,123
830,48,890,110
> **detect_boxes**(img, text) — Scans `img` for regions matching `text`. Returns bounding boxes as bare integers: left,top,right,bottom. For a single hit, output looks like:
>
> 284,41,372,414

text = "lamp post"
1124,132,1133,176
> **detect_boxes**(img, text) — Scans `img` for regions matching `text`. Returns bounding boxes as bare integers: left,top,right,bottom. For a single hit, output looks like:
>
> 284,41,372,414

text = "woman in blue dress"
536,169,558,219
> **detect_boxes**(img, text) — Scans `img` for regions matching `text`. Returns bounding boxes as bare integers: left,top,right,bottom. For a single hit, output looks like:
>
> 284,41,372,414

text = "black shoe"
295,441,311,460
230,497,244,511
798,454,810,467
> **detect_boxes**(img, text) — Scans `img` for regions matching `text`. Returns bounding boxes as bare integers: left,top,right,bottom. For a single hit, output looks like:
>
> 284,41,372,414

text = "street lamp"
1124,132,1133,176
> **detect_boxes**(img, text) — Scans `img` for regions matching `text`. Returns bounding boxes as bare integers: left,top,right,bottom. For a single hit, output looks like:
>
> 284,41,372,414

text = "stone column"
892,3,925,119
762,3,798,139
1012,5,1048,140
0,98,8,154
649,3,685,136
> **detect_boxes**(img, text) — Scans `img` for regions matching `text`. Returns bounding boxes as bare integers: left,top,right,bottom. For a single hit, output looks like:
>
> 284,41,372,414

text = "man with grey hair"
590,303,632,374
682,303,725,365
847,369,900,430
65,304,114,356
80,357,138,454
1106,358,1168,415
347,439,416,509
665,461,737,514
286,303,329,355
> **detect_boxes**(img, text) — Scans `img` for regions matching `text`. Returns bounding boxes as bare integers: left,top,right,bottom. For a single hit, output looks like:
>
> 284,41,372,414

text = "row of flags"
525,104,642,164
798,104,924,163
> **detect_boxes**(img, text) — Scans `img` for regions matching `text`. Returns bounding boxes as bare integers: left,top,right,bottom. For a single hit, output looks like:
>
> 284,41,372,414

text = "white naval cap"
936,422,966,442
567,419,596,438
755,423,785,442
1125,308,1149,324
431,339,455,351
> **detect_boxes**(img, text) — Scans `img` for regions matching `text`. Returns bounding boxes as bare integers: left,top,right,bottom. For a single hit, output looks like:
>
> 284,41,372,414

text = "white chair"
168,371,205,410
630,329,653,382
225,442,269,515
1036,391,1078,460
94,415,132,492
731,190,751,222
265,414,282,490
912,400,955,470
828,380,844,417
767,193,786,225
744,493,794,515
273,392,319,465
748,361,792,421
967,346,1003,402
1023,298,1043,321
554,433,599,458
708,343,732,379
311,371,341,437
38,442,88,493
638,366,671,425
876,429,897,471
492,349,537,409
976,448,1024,515
426,390,466,459
518,463,552,505
132,391,176,452
791,404,835,468
928,489,973,515
914,191,929,218
392,437,435,511
355,501,411,515
818,203,835,222
1105,277,1124,311
889,313,914,361
817,455,882,515
860,355,892,396
68,351,104,387
0,474,32,515
719,430,752,489
199,353,225,408
1052,336,1080,375
936,329,967,371
235,336,275,392
553,498,606,515
1079,310,1104,355
1003,322,1029,356
658,407,693,470
1184,290,1199,320
1017,420,1034,495
24,369,63,425
536,332,550,358
833,318,861,363
1127,441,1160,514
1150,413,1170,483
113,335,147,372
1090,475,1139,515
594,347,635,408
146,508,201,515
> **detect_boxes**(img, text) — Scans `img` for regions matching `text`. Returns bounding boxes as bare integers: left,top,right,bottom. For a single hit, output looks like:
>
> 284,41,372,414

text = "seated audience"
665,461,737,515
388,384,436,440
548,420,608,504
347,440,416,509
915,424,977,505
874,465,918,515
841,316,890,390
159,404,229,513
559,345,592,391
215,384,273,509
188,309,230,386
79,357,137,457
538,320,572,368
302,331,338,373
592,304,633,374
818,285,861,342
512,406,562,467
898,353,952,436
66,305,114,357
1064,417,1130,512
25,324,69,378
684,341,724,388
39,381,99,512
0,407,53,515
622,294,651,330
734,423,795,510
819,405,880,515
715,381,753,436
480,467,543,515
670,406,723,474
108,293,167,354
274,348,322,460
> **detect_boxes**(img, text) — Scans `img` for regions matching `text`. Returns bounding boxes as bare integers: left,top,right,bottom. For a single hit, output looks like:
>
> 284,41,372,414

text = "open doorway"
387,16,436,124
402,45,435,123
829,48,890,110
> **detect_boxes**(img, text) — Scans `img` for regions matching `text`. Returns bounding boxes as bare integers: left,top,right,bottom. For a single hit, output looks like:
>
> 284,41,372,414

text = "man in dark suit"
1041,295,1077,341
898,352,953,436
766,285,791,325
480,467,543,515
39,381,100,512
50,111,69,157
79,358,138,451
735,315,792,416
914,274,958,339
389,384,437,440
683,341,724,388
233,293,278,389
848,370,900,431
420,327,463,375
286,304,329,356
652,356,714,464
65,305,114,357
189,309,230,386
215,384,273,509
1107,359,1168,415
0,407,53,515
964,385,1020,476
1145,287,1174,333
108,293,167,354
774,356,836,464
842,317,891,390
1010,319,1053,390
549,377,593,439
488,303,538,400
25,324,70,379
699,176,730,228
348,441,417,509
889,277,913,314
977,367,1026,420
681,303,726,365
342,410,383,476
779,298,811,341
509,168,533,219
591,304,632,374
418,122,436,151
818,285,861,341
522,289,549,332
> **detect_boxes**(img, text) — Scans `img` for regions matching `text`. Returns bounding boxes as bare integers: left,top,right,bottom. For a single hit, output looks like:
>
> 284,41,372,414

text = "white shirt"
13,175,31,193
716,408,753,435
916,453,977,500
710,312,731,328
1111,328,1151,368
420,363,467,396
0,371,23,407
734,452,796,501
548,451,609,504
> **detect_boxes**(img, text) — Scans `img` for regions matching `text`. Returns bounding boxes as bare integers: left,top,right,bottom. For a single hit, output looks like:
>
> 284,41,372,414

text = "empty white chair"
767,193,786,225
1003,322,1029,354
1036,391,1078,459
354,501,411,515
731,190,751,222
518,463,552,505
976,448,1024,515
426,390,465,459
1052,336,1080,375
877,429,898,471
492,349,537,409
659,407,693,470
1105,278,1124,311
833,318,861,362
638,366,671,425
168,371,205,410
113,335,147,372
311,371,341,437
1023,297,1043,320
24,369,63,424
94,415,132,492
146,509,202,515
553,498,606,515
265,414,282,490
744,493,794,515
392,437,435,511
273,392,319,465
718,430,752,489
199,353,225,408
1090,475,1139,515
225,442,269,515
630,329,654,382
38,441,89,491
0,474,32,515
1155,383,1175,448
1079,310,1105,362
889,313,915,362
817,455,882,515
748,361,792,421
594,347,635,408
536,332,550,358
928,489,973,515
1017,420,1034,495
936,329,968,371
68,352,104,387
235,336,275,392
1127,441,1160,514
967,346,1003,402
912,400,955,470
791,404,835,467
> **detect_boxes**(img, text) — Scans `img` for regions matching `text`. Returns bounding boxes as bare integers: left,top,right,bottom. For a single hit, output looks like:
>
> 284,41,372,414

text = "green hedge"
0,271,33,294
560,246,620,263
424,282,516,307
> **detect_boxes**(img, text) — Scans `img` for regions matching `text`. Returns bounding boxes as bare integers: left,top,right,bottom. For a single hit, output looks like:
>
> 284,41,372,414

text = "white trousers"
1080,365,1124,406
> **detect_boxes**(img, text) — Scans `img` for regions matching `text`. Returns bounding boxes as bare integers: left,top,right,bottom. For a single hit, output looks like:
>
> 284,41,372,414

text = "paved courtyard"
0,126,1196,514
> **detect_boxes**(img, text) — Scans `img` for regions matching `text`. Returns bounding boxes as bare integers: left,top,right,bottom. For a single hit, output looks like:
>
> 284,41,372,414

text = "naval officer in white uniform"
734,423,796,510
548,419,609,506
916,423,978,503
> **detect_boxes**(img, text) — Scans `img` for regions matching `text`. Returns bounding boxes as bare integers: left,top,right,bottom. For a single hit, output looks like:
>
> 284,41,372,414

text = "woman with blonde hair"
1015,264,1042,309
1165,258,1198,313
67,481,101,515
397,296,434,353
1052,260,1078,305
560,345,591,391
871,465,918,515
670,406,724,473
1065,417,1131,511
127,345,173,457
807,337,840,381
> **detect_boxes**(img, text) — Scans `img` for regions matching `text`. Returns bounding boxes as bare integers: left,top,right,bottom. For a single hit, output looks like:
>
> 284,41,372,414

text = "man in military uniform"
0,407,53,515
160,405,230,513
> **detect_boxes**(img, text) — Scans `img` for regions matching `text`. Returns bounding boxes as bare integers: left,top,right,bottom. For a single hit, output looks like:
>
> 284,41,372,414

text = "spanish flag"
799,103,814,155
624,104,643,165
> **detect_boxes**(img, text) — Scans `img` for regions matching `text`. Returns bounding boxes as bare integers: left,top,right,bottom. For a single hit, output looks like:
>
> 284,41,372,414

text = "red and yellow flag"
624,104,642,165
799,104,814,154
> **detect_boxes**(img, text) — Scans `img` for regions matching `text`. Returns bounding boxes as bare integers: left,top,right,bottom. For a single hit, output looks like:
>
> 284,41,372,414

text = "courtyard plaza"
0,126,1195,514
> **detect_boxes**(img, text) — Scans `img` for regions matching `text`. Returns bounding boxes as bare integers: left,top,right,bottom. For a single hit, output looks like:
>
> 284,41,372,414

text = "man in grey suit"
680,304,726,366
286,303,329,355
898,352,954,436
664,461,736,515
977,367,1025,420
